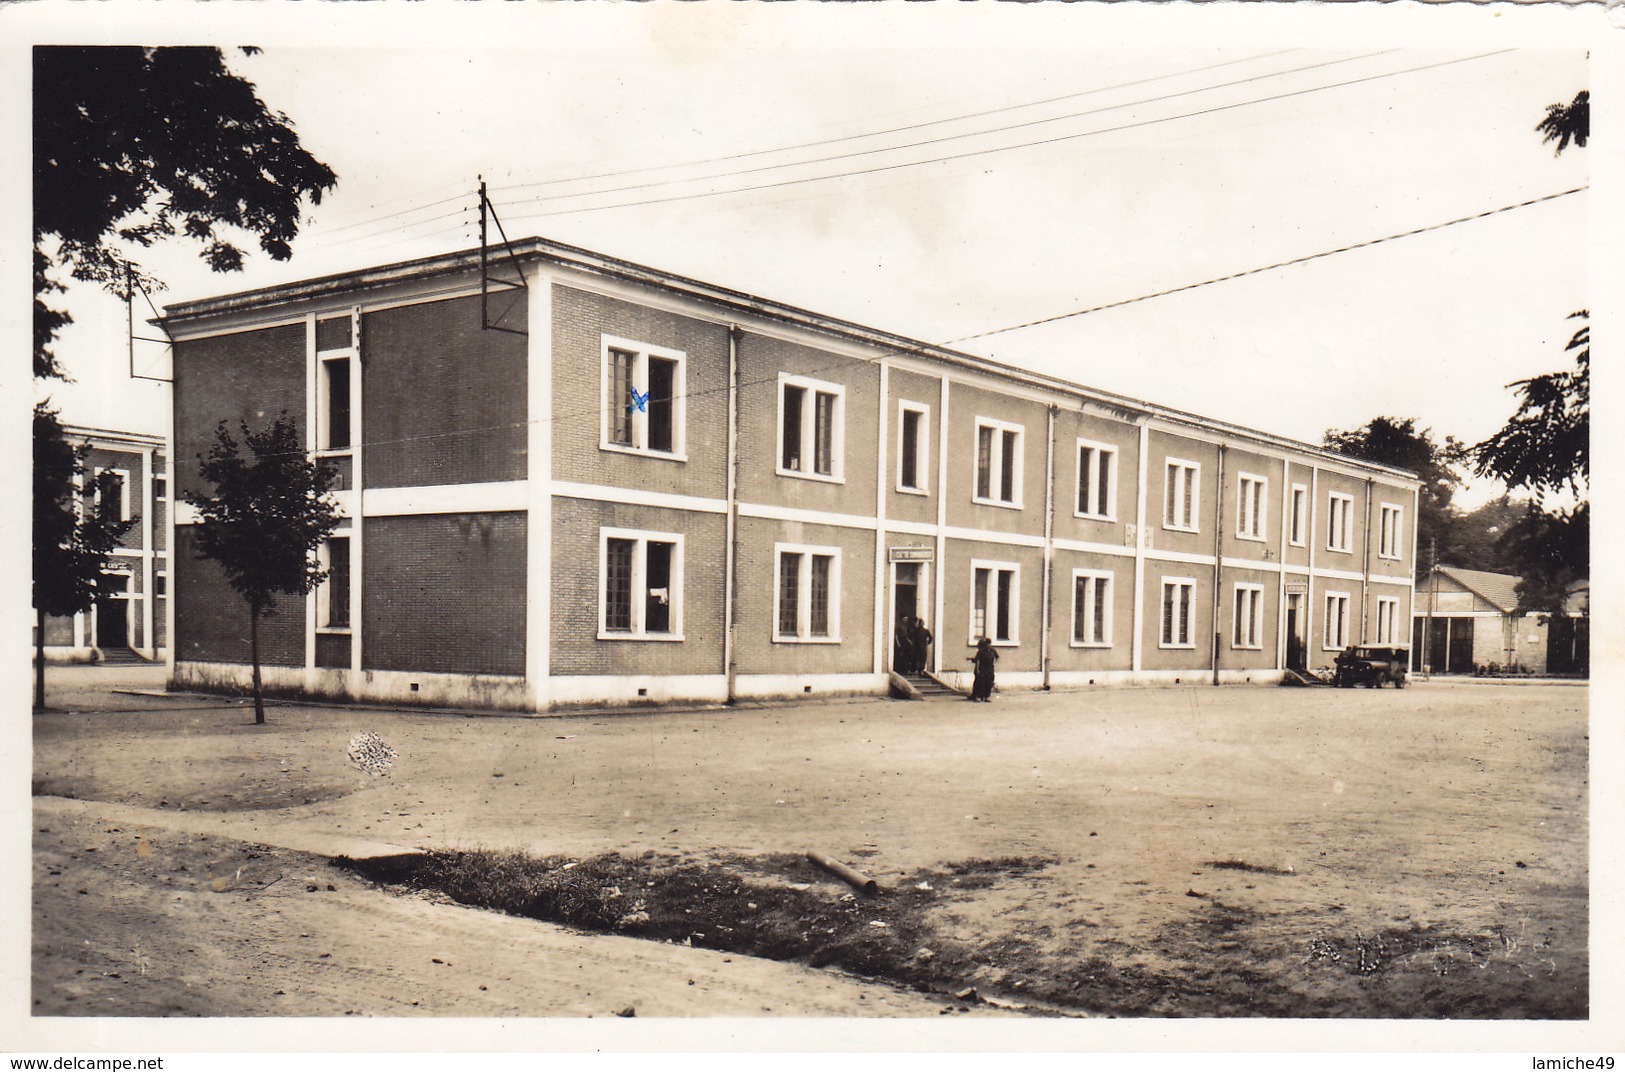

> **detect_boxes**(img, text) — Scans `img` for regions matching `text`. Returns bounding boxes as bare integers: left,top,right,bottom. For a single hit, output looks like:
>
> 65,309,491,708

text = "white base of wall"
42,646,99,665
172,661,532,712
173,661,1288,713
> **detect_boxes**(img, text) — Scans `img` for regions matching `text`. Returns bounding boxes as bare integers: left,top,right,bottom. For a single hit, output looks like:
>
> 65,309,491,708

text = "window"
973,418,1023,507
970,561,1019,644
897,401,929,493
1161,579,1196,648
600,528,683,639
602,336,684,457
1236,473,1267,541
1323,591,1350,650
1232,583,1264,649
1075,440,1117,520
1071,570,1112,647
1378,503,1404,560
93,468,131,522
778,374,844,480
1289,484,1308,547
153,475,167,502
155,572,167,598
1163,459,1200,532
775,544,840,642
1375,595,1400,645
1327,492,1354,553
319,355,351,451
319,537,351,630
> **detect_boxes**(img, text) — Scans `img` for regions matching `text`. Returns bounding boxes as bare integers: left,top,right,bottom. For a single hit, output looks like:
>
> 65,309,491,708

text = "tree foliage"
1323,417,1465,576
1472,311,1588,502
1498,503,1588,617
32,45,337,379
1537,90,1588,155
186,416,340,723
34,407,134,707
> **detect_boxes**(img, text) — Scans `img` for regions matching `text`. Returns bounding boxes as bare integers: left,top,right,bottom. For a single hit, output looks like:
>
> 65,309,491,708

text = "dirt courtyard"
30,667,1588,1021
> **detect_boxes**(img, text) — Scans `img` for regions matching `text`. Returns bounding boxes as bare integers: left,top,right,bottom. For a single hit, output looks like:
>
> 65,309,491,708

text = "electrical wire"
944,186,1588,342
489,50,1514,221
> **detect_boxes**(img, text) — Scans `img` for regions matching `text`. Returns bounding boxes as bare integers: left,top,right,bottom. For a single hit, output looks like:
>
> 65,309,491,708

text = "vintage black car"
1333,646,1410,688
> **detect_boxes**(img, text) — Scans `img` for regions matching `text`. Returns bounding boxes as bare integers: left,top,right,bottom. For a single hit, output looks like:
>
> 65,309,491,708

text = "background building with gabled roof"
1411,566,1587,676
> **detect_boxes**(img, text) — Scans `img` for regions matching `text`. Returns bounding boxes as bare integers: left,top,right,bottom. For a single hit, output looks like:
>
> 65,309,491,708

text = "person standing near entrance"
968,637,997,701
895,616,916,674
912,617,933,677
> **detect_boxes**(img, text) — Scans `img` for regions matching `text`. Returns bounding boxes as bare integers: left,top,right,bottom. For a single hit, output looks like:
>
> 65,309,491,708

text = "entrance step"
97,647,153,666
907,673,963,699
1279,667,1330,687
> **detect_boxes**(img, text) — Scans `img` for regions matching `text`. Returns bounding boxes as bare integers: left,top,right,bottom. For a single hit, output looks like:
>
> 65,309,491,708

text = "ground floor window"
1375,595,1401,645
600,528,683,639
775,543,840,642
1323,591,1350,650
319,537,351,630
1232,583,1264,649
1072,569,1111,647
1160,578,1196,648
971,560,1018,644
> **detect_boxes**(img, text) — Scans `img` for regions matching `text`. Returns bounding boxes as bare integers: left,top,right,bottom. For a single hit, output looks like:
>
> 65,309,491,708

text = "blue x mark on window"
629,386,649,414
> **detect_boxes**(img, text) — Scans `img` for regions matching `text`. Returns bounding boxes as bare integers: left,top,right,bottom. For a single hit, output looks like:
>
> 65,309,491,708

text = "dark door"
96,593,128,649
892,563,919,671
1285,594,1304,670
1446,617,1475,673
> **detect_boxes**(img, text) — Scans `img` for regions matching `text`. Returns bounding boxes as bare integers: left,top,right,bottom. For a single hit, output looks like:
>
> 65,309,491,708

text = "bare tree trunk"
35,606,46,711
250,604,265,725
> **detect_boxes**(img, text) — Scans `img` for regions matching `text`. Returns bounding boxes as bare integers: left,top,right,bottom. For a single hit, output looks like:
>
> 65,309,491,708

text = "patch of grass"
1205,860,1295,876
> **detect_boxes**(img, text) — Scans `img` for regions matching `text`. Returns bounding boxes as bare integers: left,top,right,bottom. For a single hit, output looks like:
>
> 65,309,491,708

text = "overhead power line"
492,49,1301,195
488,51,1395,209
490,49,1513,221
945,186,1589,343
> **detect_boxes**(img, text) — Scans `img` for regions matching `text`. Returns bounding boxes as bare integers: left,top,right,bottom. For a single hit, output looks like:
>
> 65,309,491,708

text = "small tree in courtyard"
34,407,134,709
186,415,340,724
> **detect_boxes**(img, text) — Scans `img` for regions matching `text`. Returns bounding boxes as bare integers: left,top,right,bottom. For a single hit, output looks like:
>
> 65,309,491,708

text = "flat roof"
160,236,1421,485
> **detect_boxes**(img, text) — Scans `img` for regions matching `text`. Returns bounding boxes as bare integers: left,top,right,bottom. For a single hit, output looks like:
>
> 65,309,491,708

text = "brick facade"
162,238,1420,710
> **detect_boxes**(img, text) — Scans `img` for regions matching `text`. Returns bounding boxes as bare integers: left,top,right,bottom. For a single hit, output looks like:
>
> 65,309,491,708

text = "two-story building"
161,237,1419,711
38,424,169,663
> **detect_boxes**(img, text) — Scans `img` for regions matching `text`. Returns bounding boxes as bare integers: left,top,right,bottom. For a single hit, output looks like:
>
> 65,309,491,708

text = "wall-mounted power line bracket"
126,261,174,384
479,178,528,336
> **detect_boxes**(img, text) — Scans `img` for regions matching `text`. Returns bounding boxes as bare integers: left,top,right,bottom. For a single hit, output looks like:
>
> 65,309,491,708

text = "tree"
186,417,341,724
1469,90,1589,617
1323,417,1466,578
33,45,336,377
33,408,134,709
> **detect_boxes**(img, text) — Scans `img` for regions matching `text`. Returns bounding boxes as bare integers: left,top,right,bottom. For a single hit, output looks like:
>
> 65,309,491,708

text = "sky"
17,6,1601,512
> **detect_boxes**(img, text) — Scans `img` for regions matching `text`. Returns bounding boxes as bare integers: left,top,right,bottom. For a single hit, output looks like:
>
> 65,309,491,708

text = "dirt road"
29,667,1589,1021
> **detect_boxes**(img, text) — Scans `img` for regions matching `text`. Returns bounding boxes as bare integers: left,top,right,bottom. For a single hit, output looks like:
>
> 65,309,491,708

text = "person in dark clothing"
968,637,997,701
912,618,933,676
895,616,916,674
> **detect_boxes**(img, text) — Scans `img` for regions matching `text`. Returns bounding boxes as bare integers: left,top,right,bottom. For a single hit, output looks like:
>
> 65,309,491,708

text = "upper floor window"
971,560,1019,644
1289,484,1308,547
775,543,840,642
897,401,929,494
153,475,167,502
600,528,683,640
603,336,684,459
1327,492,1354,553
1378,503,1404,560
1236,473,1267,541
1164,459,1200,532
973,418,1023,508
778,374,844,481
92,467,132,523
1072,569,1112,647
318,354,352,452
1076,439,1117,521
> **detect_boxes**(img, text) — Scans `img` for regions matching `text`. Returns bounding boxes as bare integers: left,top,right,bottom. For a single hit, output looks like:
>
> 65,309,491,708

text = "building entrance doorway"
1285,592,1305,671
95,574,130,651
891,562,927,673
